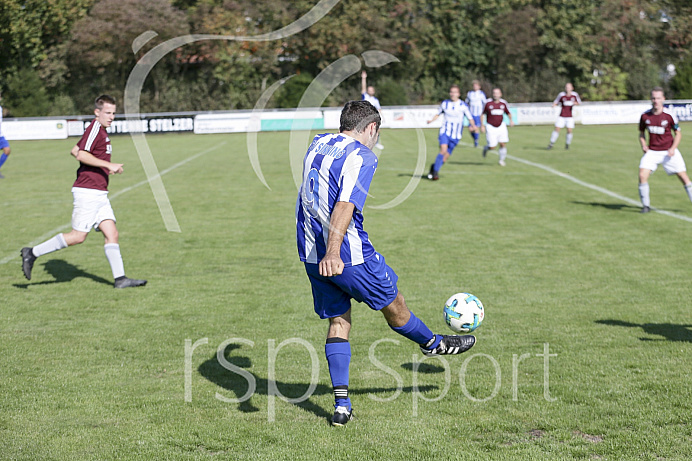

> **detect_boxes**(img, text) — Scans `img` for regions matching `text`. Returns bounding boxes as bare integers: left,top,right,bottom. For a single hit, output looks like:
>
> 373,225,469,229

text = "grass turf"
0,123,691,460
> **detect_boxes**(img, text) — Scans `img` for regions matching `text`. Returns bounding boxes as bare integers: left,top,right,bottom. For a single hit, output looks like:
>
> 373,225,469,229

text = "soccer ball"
443,292,484,333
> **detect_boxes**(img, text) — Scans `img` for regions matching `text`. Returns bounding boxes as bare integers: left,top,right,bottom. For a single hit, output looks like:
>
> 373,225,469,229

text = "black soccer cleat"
331,406,354,426
21,247,37,280
547,144,553,150
565,144,570,150
640,206,651,214
421,334,476,356
482,145,489,158
114,276,148,289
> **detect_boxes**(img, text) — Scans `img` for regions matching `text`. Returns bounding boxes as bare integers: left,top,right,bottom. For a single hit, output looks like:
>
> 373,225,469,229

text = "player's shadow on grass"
13,259,112,289
446,160,486,166
596,319,692,343
571,201,642,213
198,344,438,422
400,362,446,374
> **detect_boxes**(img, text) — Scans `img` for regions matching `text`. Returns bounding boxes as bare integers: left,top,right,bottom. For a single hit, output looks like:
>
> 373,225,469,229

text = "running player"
0,97,11,178
466,80,487,148
481,88,514,166
637,87,692,213
361,70,384,150
547,83,581,150
21,95,147,288
297,100,475,426
426,85,476,180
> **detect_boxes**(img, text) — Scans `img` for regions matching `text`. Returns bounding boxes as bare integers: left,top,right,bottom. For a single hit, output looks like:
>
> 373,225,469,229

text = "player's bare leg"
548,126,561,149
638,168,652,213
326,310,353,426
675,171,692,203
99,219,146,288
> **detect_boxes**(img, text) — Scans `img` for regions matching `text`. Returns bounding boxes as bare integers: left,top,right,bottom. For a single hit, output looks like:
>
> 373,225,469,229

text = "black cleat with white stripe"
331,406,354,426
421,334,476,356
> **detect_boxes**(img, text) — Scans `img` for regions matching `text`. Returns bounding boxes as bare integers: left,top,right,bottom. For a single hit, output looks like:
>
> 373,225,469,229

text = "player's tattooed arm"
639,130,648,153
319,201,355,277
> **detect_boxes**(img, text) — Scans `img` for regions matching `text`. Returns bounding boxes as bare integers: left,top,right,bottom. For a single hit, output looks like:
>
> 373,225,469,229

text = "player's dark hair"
651,86,665,96
95,95,116,110
339,100,381,133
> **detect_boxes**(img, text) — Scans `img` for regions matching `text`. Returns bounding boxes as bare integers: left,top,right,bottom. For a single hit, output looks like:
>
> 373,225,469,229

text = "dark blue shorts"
305,253,399,319
438,134,460,154
0,137,9,150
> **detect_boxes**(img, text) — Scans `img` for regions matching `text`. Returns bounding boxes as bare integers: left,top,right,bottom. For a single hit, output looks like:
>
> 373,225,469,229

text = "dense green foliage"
1,125,692,458
1,0,692,115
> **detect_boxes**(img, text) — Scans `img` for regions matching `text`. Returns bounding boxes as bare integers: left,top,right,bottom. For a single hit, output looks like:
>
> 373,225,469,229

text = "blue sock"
325,338,351,410
0,153,8,169
433,153,445,172
390,312,441,349
472,132,479,142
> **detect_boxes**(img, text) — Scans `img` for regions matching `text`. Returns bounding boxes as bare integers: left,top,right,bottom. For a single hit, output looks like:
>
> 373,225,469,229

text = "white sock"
104,243,125,279
685,183,692,203
32,234,67,257
550,131,559,144
566,133,573,145
639,183,650,207
499,147,507,162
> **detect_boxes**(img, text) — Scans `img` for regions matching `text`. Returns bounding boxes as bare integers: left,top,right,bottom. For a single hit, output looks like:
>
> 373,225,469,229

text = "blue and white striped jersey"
465,90,488,117
296,133,378,266
437,99,473,140
362,93,381,110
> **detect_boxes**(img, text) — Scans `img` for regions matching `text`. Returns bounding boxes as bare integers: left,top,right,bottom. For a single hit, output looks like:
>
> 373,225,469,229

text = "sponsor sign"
3,120,68,140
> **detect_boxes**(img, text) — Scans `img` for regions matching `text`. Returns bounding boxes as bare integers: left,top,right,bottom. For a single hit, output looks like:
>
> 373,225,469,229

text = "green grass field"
1,123,691,460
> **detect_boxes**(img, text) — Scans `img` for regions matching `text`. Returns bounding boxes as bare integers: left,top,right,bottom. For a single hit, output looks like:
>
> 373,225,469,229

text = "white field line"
440,141,692,223
0,142,226,265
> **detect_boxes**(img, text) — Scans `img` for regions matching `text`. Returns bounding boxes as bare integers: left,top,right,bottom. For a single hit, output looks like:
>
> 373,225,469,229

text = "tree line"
1,0,691,117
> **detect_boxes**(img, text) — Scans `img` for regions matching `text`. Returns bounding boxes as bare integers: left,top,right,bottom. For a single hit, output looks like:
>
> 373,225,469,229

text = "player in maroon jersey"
547,83,581,150
637,87,692,213
481,88,514,166
21,95,147,288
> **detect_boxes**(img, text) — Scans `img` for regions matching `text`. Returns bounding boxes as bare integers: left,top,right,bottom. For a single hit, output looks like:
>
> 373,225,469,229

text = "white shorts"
71,187,116,233
639,149,687,175
555,117,575,129
485,124,509,148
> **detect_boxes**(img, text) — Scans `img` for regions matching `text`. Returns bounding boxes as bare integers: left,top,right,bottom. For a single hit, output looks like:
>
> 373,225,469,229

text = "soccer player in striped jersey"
21,95,147,288
637,87,692,213
466,80,487,148
481,88,514,166
0,97,11,178
547,83,581,150
426,85,476,180
297,100,475,426
361,70,384,150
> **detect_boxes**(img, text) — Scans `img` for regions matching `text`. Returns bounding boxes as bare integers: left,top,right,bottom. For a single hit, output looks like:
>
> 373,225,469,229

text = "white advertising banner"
194,113,252,134
580,102,651,125
515,104,562,125
3,120,68,140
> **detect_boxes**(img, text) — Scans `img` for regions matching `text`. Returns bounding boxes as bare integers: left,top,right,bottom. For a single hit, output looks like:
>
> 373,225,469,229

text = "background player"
426,85,476,180
481,88,514,166
466,80,487,148
21,95,147,288
637,87,692,213
360,70,384,150
0,96,11,178
297,100,475,426
547,82,581,150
